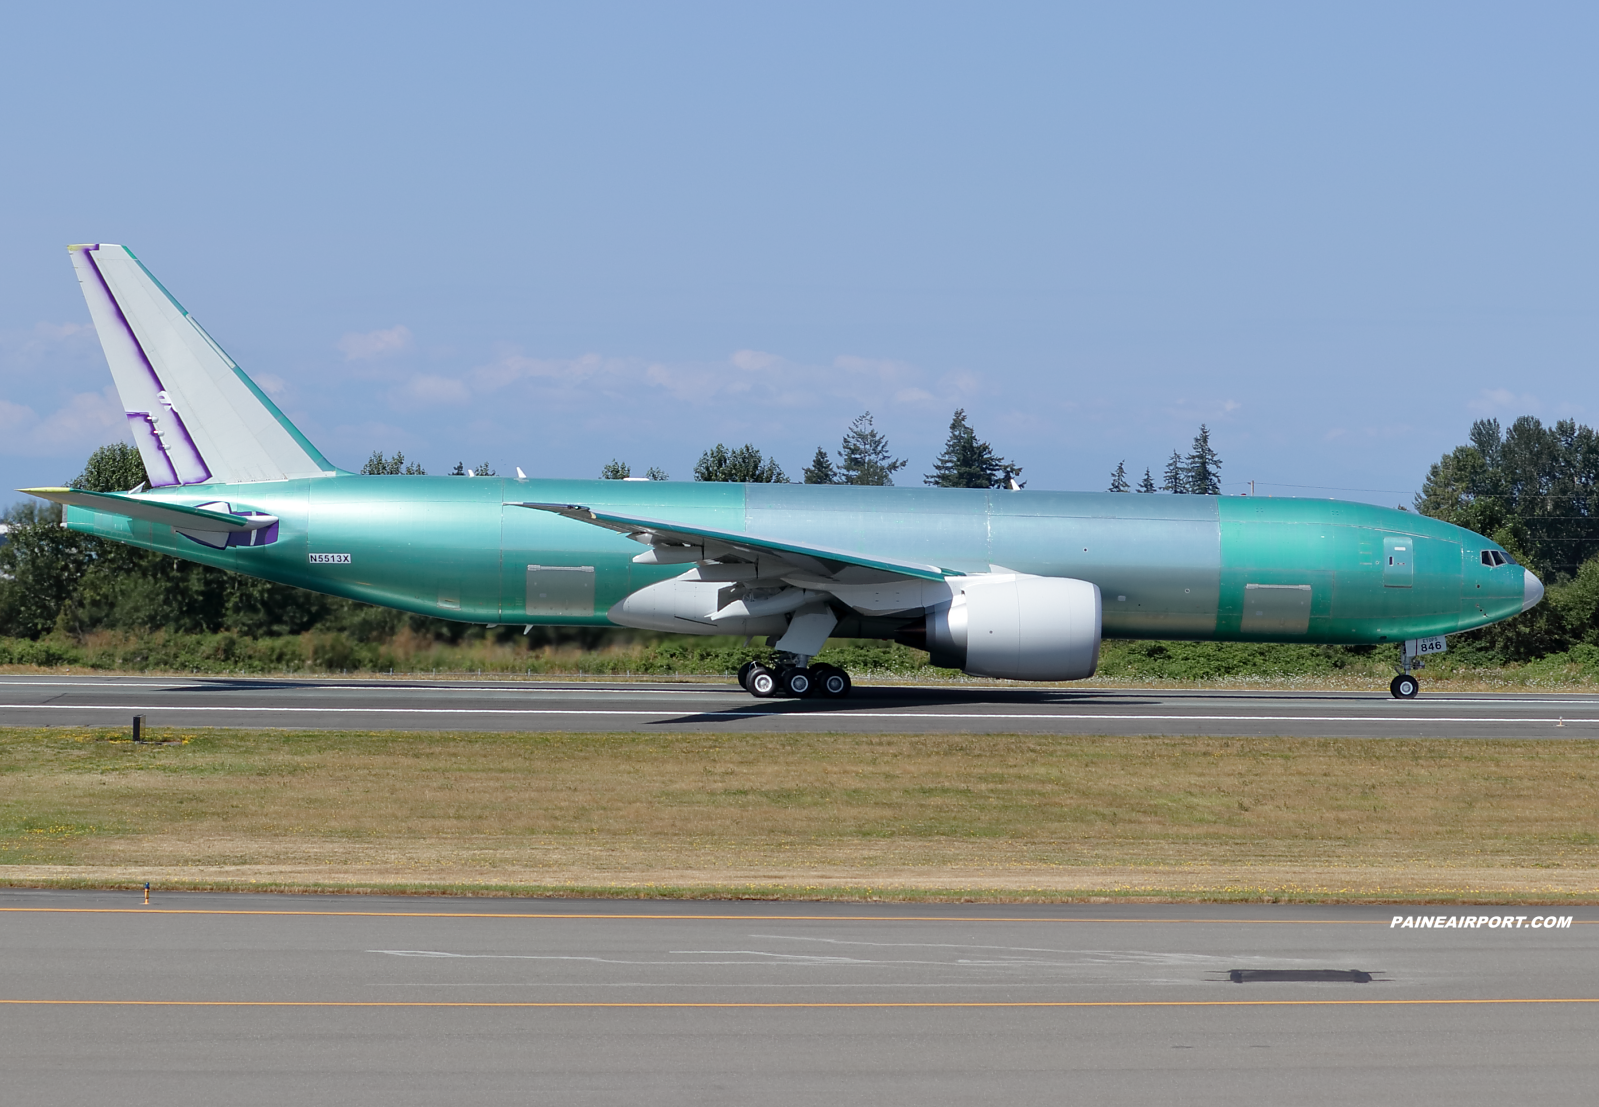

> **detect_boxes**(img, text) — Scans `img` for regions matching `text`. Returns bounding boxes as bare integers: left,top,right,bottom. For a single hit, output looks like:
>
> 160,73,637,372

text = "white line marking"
0,703,1593,724
0,680,727,696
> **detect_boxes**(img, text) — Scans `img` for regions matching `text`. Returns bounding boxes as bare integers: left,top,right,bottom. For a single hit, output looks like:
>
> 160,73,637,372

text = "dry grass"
3,726,1598,902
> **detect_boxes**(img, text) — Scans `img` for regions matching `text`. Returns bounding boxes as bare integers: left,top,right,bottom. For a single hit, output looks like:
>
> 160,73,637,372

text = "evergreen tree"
837,411,906,486
694,444,788,483
644,467,669,481
803,447,839,485
600,459,631,479
1161,450,1187,493
1108,460,1130,493
924,409,1021,489
1137,468,1157,493
361,450,424,475
1184,424,1222,495
449,462,497,477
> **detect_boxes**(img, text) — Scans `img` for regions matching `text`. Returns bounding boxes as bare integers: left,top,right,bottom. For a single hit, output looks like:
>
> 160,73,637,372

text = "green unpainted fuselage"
63,477,1528,645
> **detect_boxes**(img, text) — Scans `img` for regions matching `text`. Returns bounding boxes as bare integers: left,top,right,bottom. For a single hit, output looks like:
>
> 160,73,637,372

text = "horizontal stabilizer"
513,502,955,582
67,244,334,486
23,487,279,550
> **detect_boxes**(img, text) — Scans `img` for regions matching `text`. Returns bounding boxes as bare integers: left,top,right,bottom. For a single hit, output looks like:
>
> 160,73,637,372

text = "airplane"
22,244,1543,700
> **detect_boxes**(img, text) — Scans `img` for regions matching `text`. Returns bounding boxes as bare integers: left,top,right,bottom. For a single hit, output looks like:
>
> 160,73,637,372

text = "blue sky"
2,2,1594,505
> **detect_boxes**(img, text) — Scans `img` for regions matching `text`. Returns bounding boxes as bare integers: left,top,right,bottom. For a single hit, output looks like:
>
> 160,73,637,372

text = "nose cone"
1522,569,1545,613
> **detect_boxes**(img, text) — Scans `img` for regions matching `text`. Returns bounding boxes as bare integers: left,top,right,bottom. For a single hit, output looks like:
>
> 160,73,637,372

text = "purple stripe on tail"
83,247,212,486
126,413,180,486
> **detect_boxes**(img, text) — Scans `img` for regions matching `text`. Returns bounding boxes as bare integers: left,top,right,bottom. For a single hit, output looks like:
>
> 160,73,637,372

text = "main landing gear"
737,657,852,699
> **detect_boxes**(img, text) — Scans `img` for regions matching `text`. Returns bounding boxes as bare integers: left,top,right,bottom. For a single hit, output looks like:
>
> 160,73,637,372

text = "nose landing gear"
1390,642,1423,699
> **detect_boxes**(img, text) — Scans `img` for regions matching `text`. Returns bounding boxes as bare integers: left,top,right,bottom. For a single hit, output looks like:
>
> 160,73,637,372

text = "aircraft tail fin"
67,244,335,486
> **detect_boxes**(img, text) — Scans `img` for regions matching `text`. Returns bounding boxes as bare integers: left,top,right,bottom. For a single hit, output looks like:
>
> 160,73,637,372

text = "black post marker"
132,715,145,743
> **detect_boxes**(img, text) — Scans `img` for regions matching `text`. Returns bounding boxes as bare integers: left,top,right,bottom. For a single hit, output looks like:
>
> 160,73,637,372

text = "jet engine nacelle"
925,574,1101,681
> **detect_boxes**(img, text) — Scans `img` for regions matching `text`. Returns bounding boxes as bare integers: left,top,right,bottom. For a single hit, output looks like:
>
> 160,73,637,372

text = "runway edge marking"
5,998,1599,1009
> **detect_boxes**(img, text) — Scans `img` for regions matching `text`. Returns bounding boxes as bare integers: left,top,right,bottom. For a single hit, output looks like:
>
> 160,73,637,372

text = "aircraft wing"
512,502,956,582
21,487,279,548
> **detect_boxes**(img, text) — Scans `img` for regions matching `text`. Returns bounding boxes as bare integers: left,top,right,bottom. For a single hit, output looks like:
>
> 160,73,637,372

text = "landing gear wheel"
813,664,852,698
736,661,757,690
779,666,816,698
1390,674,1419,699
747,665,778,698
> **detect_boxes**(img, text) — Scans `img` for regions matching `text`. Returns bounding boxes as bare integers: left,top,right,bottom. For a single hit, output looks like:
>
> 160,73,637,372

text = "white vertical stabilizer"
67,243,333,486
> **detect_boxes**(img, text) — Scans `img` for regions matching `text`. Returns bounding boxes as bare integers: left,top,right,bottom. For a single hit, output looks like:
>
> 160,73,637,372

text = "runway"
1,889,1593,1105
1,673,1597,737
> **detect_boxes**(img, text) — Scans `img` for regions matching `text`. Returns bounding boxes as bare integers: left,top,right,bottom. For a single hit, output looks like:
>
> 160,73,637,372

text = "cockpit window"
1481,550,1509,567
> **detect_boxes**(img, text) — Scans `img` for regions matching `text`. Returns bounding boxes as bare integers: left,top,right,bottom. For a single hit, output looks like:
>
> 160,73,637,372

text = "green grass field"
4,726,1597,903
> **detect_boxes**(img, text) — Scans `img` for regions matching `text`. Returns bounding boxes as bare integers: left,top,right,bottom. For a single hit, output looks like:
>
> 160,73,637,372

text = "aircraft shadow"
651,685,1156,725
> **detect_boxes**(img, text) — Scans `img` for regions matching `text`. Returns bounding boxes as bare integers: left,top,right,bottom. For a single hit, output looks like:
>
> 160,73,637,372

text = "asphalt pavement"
1,673,1597,736
1,889,1593,1105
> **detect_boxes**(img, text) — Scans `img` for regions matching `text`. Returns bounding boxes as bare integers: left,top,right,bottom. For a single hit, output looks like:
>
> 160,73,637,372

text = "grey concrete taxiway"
1,889,1594,1105
1,673,1597,737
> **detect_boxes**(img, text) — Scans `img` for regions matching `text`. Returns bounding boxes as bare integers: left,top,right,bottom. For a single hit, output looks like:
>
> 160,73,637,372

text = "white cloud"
394,374,471,406
252,373,288,397
470,351,629,393
32,321,91,341
0,388,126,456
833,354,918,379
30,390,125,448
0,398,35,434
0,320,100,373
731,349,781,372
337,325,413,361
1160,396,1244,422
380,345,997,434
1469,387,1540,414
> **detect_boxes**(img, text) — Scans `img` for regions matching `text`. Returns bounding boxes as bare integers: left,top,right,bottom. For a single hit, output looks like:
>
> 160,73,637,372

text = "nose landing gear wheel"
747,665,778,698
1390,674,1419,699
813,664,852,698
779,666,815,697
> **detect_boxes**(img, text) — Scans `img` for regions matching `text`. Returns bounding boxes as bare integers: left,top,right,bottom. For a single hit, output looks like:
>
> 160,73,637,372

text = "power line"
1229,481,1412,495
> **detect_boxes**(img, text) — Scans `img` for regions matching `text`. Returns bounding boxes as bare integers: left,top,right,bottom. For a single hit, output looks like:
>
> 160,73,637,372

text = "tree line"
1107,425,1222,496
606,408,1024,490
